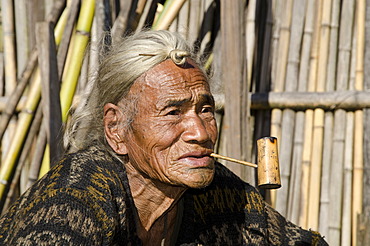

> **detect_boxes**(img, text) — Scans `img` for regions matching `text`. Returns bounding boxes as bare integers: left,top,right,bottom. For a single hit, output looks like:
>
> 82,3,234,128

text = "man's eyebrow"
159,94,214,110
161,98,191,109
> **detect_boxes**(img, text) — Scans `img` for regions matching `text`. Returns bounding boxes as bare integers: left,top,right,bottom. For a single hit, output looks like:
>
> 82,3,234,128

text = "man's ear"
103,103,128,155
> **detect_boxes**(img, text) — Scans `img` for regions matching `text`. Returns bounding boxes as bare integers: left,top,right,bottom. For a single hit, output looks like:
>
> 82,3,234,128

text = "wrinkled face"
123,59,218,188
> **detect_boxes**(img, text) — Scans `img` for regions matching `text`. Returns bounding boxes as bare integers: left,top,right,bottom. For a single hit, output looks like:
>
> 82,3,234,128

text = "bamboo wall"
0,0,369,245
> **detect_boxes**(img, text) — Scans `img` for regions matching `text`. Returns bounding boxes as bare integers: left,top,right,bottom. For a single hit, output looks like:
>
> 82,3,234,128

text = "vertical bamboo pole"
243,0,257,184
328,108,346,245
220,0,248,179
89,7,99,78
306,0,332,231
246,0,256,87
0,55,3,97
318,0,340,238
268,0,289,211
1,0,17,94
288,0,316,224
36,22,63,165
1,0,18,161
257,0,273,93
278,0,306,219
341,30,357,246
362,0,370,244
270,0,292,142
352,0,365,244
299,0,322,228
25,0,44,57
272,0,293,216
197,0,215,56
318,112,333,237
252,0,274,199
26,121,47,190
136,0,158,33
183,0,201,47
328,0,355,244
124,0,147,32
110,0,132,41
176,0,189,38
270,0,282,86
341,112,354,245
269,3,284,209
14,0,30,78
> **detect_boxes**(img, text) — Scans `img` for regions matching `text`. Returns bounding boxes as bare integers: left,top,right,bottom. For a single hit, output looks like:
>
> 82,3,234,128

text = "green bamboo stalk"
59,0,95,122
1,105,43,213
152,0,172,28
152,0,186,30
0,70,42,201
39,0,95,176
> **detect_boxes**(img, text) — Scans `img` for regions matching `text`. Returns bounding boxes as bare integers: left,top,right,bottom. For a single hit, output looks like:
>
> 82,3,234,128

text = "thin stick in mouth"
210,153,257,168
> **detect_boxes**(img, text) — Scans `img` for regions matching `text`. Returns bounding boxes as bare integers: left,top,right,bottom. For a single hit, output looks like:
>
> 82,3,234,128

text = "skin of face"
122,59,218,189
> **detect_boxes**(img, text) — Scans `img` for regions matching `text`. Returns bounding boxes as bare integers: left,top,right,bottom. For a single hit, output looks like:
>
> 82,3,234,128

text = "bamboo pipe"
211,137,281,189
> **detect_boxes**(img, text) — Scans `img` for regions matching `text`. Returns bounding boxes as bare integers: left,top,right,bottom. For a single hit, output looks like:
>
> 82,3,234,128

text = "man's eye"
166,109,181,116
201,106,214,114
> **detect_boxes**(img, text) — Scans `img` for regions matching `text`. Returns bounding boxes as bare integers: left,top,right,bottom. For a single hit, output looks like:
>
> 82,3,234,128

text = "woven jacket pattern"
0,146,327,245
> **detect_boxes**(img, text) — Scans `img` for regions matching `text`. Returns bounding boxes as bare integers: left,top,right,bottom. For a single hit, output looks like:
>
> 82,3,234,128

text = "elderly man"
0,30,327,245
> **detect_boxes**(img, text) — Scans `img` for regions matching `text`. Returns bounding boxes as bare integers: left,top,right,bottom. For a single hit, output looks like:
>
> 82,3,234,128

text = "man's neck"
125,162,186,231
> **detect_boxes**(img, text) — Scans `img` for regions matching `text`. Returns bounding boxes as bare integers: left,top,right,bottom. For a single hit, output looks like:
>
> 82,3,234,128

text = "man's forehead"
138,59,208,90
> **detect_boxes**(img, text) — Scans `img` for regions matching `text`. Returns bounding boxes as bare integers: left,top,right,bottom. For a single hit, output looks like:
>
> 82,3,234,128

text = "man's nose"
182,114,210,143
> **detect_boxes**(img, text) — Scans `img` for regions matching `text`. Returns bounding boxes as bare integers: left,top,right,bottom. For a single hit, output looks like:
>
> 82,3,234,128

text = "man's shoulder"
46,146,123,187
0,146,129,245
59,145,115,171
2,146,126,220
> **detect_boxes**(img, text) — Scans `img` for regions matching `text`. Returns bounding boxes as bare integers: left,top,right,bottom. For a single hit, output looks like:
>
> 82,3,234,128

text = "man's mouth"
178,150,214,167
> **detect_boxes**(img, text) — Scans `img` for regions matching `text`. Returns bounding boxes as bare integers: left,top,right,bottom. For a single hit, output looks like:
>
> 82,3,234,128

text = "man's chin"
182,170,215,189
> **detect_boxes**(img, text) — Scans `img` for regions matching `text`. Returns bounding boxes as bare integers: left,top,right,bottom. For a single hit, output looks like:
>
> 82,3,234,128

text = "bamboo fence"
0,0,369,245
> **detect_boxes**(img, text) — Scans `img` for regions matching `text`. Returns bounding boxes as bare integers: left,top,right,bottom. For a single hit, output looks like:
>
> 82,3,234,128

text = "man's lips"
178,150,213,159
178,150,214,167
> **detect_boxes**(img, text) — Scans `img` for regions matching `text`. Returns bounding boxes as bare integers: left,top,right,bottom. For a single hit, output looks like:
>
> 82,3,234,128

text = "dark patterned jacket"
0,146,328,245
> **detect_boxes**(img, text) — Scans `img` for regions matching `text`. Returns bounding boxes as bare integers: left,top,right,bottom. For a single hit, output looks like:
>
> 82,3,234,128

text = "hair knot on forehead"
168,49,190,66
